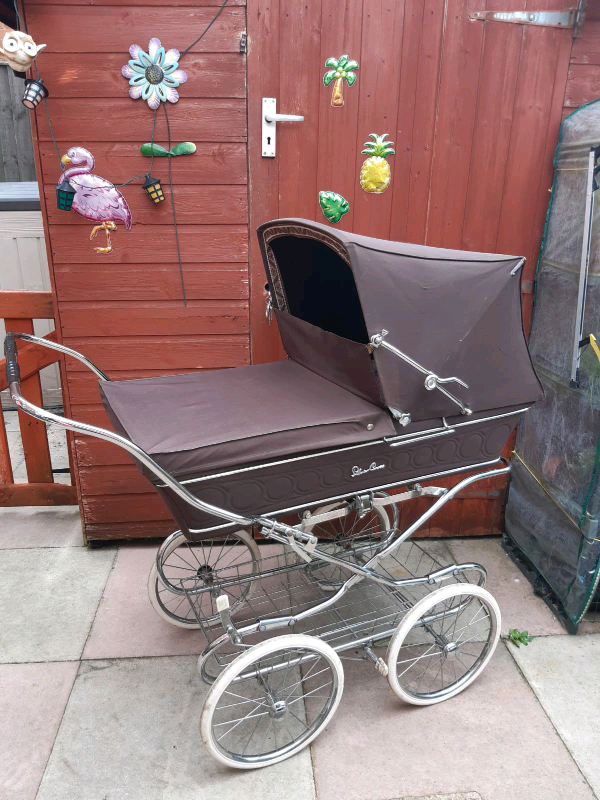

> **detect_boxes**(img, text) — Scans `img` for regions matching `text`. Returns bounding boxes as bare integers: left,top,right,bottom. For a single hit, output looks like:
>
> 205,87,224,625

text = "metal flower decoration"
122,38,187,110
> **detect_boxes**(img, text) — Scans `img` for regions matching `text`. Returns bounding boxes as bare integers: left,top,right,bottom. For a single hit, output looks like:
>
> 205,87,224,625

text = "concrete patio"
1,501,599,800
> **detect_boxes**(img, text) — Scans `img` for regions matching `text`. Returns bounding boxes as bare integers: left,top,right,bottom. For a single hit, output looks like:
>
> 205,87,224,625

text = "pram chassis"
5,332,508,769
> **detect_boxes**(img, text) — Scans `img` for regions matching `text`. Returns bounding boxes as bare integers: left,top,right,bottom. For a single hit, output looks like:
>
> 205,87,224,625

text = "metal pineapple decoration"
360,133,395,193
323,54,359,107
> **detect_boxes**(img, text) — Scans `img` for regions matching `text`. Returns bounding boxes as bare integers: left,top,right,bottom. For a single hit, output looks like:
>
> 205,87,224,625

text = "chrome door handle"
264,112,305,123
262,98,304,158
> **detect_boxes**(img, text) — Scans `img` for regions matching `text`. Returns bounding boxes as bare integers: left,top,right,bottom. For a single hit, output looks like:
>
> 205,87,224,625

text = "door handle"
264,112,305,123
262,98,304,158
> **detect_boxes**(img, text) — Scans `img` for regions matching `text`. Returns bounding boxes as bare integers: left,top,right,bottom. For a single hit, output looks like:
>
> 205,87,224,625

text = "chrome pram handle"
2,332,288,535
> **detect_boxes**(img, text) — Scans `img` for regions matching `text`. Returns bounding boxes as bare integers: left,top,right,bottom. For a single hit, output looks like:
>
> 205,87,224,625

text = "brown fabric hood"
258,218,543,422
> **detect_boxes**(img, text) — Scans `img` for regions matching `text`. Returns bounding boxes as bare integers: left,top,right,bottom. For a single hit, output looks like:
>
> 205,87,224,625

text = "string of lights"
13,0,230,296
180,0,229,57
13,0,229,187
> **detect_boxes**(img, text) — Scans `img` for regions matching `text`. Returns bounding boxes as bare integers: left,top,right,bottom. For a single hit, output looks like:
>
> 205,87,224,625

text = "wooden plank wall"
249,0,580,537
565,2,600,114
20,0,598,541
23,0,249,539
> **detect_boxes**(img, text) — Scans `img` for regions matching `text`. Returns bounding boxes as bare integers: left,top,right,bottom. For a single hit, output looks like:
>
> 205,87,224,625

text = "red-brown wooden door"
247,0,577,535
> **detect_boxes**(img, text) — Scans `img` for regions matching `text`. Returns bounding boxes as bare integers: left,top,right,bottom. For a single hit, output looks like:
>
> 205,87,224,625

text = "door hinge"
239,32,247,53
470,2,586,35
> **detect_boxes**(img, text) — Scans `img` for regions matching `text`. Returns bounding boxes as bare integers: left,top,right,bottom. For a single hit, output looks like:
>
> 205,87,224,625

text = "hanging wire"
163,103,187,307
13,0,220,292
180,0,229,57
31,60,64,171
11,0,24,31
147,106,157,176
12,0,63,172
14,0,226,185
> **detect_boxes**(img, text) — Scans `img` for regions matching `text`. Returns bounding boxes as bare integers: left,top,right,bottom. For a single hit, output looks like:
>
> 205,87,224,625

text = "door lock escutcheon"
262,98,304,158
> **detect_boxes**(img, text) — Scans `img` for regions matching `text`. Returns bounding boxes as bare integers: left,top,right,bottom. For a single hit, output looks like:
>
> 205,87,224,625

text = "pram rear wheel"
301,499,392,591
386,584,500,705
200,634,344,769
148,530,260,628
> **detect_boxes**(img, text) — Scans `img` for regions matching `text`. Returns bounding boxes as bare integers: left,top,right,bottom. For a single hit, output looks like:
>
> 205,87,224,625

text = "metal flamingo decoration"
58,147,132,254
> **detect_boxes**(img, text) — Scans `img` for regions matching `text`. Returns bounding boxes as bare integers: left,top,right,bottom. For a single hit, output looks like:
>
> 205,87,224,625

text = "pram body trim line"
166,406,529,489
179,456,503,536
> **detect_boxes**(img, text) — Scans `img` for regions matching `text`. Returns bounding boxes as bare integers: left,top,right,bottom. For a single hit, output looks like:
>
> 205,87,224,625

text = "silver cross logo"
351,462,385,478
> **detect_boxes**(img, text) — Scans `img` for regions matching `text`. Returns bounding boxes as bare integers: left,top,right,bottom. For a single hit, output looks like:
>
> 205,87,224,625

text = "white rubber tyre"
201,634,344,769
197,633,246,685
386,583,501,706
148,529,260,629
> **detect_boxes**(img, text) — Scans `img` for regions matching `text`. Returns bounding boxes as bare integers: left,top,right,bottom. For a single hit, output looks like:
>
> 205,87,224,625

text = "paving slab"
578,616,600,634
35,656,316,800
509,634,600,797
6,429,25,475
0,506,83,549
0,661,78,800
447,537,565,635
310,642,595,800
83,544,207,660
47,425,69,470
3,410,20,432
0,546,116,663
396,795,482,800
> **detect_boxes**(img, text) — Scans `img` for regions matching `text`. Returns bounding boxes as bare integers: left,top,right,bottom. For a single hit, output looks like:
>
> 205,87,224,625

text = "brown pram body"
98,218,542,538
5,218,543,770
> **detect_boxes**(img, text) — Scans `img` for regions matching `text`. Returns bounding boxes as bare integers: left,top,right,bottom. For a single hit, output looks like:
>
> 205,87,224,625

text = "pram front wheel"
386,584,500,706
198,634,247,685
200,634,344,769
148,529,260,628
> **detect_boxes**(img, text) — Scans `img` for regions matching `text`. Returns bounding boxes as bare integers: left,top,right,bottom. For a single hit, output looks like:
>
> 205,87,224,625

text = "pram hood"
258,218,543,422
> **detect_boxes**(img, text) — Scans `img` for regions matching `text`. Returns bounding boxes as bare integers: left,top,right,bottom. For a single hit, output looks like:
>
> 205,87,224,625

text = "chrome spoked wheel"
148,530,260,629
198,634,249,685
386,584,501,705
301,498,393,590
201,634,344,769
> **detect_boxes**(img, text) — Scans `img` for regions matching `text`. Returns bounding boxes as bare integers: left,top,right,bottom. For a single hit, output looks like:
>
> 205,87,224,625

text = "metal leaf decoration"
319,191,349,224
140,143,170,157
170,142,196,156
140,142,197,157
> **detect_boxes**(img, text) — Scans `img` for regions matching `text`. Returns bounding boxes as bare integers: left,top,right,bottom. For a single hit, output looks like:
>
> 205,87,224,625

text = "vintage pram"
5,218,543,769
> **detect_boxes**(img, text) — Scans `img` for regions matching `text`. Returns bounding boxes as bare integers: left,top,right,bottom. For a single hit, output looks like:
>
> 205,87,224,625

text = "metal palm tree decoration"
323,54,359,107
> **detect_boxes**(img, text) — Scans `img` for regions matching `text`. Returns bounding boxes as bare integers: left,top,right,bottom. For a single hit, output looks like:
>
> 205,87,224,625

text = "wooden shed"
3,0,600,542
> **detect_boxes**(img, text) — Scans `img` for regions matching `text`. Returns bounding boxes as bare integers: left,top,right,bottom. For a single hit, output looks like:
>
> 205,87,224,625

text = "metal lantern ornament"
22,78,49,109
55,179,76,211
142,174,165,203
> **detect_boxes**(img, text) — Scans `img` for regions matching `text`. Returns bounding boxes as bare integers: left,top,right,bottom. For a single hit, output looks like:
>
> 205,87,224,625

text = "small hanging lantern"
55,179,76,211
22,78,49,109
142,173,164,203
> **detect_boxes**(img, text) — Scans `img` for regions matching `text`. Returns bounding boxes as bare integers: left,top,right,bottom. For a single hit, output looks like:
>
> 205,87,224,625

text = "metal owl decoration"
0,24,46,74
